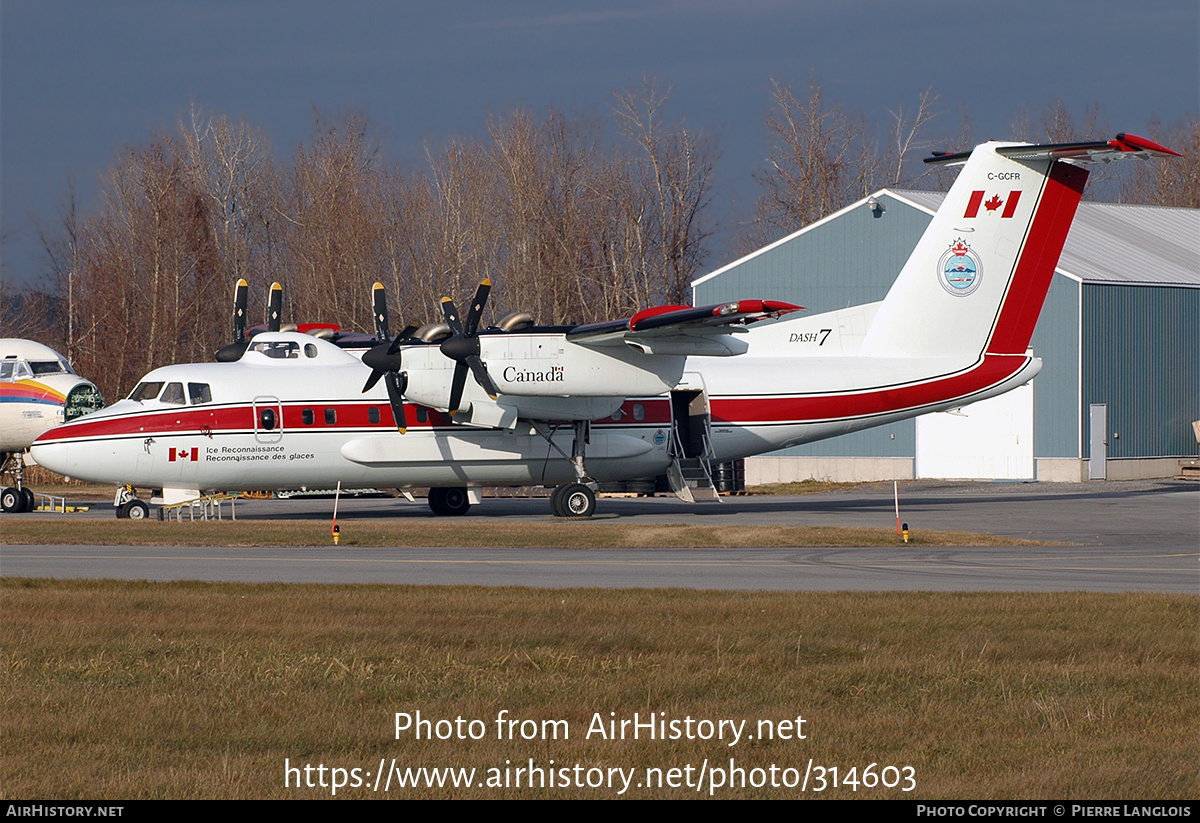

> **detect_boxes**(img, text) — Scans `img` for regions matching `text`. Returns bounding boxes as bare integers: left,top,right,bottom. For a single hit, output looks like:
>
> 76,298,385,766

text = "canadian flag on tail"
964,190,1022,218
169,447,199,462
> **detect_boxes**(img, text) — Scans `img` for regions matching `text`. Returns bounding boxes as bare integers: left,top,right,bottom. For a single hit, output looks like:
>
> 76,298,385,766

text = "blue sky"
3,1,1197,286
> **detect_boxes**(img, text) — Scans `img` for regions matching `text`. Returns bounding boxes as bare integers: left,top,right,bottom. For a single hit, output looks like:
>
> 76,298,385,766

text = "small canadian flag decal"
169,447,199,462
964,190,1022,218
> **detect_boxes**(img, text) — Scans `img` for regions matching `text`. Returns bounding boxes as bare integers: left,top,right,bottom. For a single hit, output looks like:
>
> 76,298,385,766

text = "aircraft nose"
28,439,69,476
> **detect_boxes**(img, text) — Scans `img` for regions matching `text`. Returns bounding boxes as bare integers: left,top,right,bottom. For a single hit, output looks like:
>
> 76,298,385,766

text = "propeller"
214,279,251,362
361,283,418,433
439,279,500,415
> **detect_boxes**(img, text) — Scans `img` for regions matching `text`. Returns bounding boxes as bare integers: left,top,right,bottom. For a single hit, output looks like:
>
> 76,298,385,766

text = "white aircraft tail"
860,141,1089,360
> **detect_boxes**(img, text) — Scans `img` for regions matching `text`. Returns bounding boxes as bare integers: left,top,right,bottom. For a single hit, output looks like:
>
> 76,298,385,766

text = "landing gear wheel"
555,483,595,519
20,488,35,512
549,484,569,517
428,487,471,516
117,499,149,520
1,487,22,513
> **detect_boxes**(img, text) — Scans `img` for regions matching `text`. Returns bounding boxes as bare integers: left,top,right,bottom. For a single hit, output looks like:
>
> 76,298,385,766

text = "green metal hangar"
693,190,1200,482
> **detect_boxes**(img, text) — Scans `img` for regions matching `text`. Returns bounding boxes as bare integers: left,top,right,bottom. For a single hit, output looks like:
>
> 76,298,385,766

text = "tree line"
4,78,1196,403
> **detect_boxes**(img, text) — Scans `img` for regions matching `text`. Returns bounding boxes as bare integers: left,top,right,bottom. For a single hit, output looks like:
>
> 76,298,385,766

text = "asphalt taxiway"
2,480,1197,592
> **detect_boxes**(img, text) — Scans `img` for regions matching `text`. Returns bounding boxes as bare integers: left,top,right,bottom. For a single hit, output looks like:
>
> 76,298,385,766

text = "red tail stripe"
986,162,1088,355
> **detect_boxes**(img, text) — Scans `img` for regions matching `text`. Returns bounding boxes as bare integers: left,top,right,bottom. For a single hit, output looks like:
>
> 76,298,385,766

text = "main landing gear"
1,485,34,513
114,485,150,520
1,452,36,513
545,420,597,519
428,486,471,516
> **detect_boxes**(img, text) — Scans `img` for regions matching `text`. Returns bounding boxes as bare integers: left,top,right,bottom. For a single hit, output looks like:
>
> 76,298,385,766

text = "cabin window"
611,407,624,421
129,382,164,402
302,408,315,425
632,402,646,421
160,383,186,405
368,406,380,424
260,408,277,430
304,343,318,358
416,406,428,424
188,383,212,405
324,408,337,425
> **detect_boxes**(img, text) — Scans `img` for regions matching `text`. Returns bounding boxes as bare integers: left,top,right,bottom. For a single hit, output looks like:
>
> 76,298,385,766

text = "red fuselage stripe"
710,354,1028,424
35,398,677,443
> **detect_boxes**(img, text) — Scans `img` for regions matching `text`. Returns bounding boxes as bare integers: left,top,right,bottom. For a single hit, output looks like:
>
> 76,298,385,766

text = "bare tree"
739,77,876,253
613,78,718,306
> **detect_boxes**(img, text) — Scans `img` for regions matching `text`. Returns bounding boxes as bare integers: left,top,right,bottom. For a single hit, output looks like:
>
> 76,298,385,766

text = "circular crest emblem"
653,429,666,446
937,238,982,297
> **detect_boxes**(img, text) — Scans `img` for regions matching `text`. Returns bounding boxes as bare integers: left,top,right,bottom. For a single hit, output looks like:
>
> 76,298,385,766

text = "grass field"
2,579,1195,799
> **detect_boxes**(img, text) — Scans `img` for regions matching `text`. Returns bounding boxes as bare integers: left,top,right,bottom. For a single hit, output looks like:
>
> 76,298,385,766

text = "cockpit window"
28,360,72,376
129,381,164,402
160,382,186,405
188,383,212,405
249,340,300,359
1,360,34,381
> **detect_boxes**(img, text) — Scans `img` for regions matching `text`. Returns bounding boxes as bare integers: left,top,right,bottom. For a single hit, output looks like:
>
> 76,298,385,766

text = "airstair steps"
668,457,720,503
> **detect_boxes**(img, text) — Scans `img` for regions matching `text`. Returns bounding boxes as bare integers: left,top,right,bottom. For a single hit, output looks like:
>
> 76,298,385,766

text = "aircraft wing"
925,133,1181,166
566,299,802,356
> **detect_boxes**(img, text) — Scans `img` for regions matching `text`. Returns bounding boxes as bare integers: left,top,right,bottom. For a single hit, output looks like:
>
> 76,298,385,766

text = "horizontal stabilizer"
926,133,1180,166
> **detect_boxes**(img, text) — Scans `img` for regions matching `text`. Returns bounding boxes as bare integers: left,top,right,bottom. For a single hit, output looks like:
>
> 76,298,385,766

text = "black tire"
1,487,21,513
549,484,569,517
20,487,35,512
427,488,446,516
429,487,471,516
119,500,149,520
559,483,595,519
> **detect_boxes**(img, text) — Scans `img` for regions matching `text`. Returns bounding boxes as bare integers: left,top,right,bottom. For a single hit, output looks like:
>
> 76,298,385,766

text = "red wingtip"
1113,133,1182,157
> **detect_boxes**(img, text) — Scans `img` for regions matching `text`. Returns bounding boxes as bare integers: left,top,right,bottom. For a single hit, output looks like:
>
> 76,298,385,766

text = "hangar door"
915,380,1034,480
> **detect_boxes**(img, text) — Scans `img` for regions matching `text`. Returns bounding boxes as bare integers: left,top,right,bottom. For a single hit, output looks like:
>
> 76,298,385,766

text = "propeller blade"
465,355,499,399
372,282,390,341
447,361,469,415
384,371,408,434
465,278,491,335
390,324,420,354
441,296,464,336
215,278,251,361
362,369,384,393
267,282,283,333
233,279,249,344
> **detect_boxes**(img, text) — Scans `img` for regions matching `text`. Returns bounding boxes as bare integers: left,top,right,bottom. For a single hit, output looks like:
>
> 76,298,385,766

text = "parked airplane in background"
30,134,1178,519
1,339,104,511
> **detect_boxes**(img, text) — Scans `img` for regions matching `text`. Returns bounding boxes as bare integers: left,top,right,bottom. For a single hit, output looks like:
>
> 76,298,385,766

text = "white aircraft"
1,339,104,512
30,134,1178,519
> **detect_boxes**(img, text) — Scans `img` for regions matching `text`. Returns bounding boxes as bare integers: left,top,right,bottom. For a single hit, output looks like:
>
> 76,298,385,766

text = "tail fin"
860,141,1087,359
